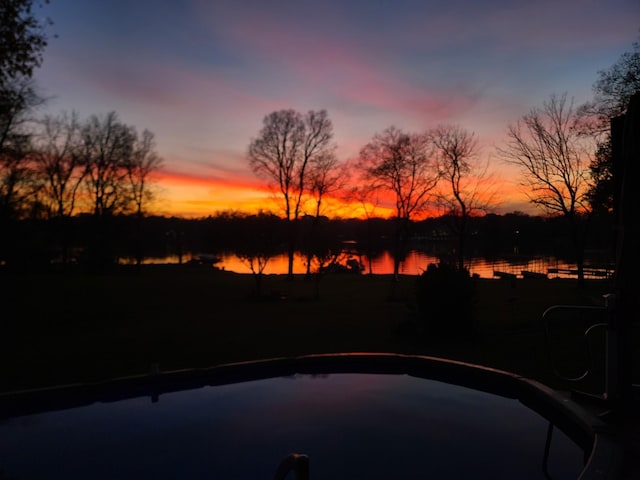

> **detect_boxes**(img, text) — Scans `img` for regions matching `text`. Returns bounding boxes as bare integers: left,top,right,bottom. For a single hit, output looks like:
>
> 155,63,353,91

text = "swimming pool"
0,353,618,479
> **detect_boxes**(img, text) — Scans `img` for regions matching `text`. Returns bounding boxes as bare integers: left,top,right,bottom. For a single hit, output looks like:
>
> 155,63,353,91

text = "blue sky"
33,0,640,216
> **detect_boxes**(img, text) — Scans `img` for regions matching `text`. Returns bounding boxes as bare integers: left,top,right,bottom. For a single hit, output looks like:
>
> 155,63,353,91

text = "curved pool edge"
0,353,623,479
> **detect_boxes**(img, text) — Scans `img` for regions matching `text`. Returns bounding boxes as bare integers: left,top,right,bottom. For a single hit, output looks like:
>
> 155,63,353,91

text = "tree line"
0,209,614,268
1,1,162,268
247,35,639,283
1,111,162,221
1,107,163,268
247,110,499,280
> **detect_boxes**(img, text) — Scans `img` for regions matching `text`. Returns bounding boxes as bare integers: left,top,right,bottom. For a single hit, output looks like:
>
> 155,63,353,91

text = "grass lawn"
2,265,635,394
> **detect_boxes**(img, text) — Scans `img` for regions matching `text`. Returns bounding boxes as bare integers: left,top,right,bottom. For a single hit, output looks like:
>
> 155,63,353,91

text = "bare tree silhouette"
33,112,85,218
80,112,135,217
357,126,440,281
499,93,594,284
78,112,162,269
431,125,496,270
126,129,163,265
31,112,85,263
302,151,344,276
248,109,335,279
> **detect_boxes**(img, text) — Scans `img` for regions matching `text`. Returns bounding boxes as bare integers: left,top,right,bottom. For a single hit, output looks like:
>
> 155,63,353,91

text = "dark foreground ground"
2,265,639,477
2,264,635,393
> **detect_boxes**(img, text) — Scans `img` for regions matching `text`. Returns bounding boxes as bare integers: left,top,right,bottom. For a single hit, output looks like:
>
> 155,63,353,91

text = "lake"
122,250,614,279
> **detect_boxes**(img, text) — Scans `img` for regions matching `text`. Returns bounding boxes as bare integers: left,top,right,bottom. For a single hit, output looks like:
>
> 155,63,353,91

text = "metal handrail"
542,304,606,383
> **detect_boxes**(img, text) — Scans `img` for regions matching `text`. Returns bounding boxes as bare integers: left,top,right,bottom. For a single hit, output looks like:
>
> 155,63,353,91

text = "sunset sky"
34,0,639,218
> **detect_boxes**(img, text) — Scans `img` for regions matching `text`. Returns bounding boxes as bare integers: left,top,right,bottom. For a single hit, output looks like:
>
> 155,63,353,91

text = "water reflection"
217,253,588,279
121,251,613,279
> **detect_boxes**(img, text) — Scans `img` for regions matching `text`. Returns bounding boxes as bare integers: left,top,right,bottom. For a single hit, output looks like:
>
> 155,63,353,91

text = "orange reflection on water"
363,251,497,277
127,251,597,279
217,251,502,278
218,253,312,274
216,251,589,279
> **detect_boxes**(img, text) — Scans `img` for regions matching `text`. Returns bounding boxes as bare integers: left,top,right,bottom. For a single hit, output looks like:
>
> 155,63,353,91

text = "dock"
493,270,517,280
547,268,612,278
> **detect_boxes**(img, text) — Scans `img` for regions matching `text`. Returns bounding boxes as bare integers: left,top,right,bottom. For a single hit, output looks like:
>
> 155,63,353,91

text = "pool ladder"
542,293,620,404
541,297,622,478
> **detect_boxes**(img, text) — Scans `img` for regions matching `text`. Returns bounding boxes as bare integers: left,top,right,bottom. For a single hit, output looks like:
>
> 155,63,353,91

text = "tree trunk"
286,219,296,280
134,212,143,267
55,215,71,267
569,216,585,287
457,215,467,271
392,217,407,281
366,217,374,275
305,216,320,279
390,216,409,299
253,272,263,297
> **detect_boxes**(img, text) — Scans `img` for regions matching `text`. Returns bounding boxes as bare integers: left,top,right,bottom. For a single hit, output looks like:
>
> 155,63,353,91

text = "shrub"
415,262,476,337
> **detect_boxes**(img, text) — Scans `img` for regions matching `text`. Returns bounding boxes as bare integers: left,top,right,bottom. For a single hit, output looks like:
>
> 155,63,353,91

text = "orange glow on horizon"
152,170,533,219
154,171,277,217
153,170,397,219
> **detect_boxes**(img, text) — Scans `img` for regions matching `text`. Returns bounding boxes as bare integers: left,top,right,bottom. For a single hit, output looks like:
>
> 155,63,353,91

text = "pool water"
0,373,584,479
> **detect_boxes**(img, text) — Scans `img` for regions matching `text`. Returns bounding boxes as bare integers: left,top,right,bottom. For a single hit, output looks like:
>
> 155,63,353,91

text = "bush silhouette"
415,263,476,337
